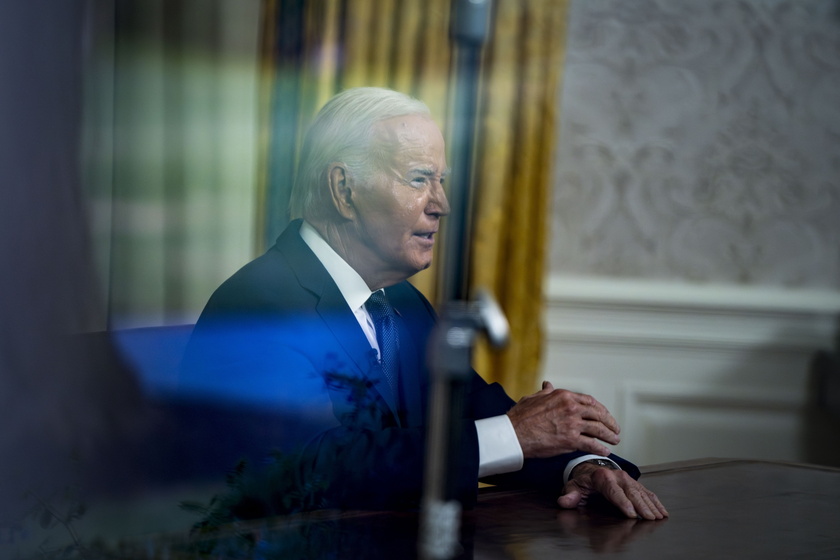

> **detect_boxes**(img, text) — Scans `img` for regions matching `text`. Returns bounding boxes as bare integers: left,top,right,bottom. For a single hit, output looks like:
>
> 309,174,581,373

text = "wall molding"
545,275,840,352
541,275,840,464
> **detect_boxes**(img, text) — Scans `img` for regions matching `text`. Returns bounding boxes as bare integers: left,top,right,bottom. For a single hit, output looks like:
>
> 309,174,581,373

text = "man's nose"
428,180,450,217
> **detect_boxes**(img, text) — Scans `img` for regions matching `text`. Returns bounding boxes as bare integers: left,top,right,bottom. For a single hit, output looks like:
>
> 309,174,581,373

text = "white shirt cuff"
562,454,621,484
475,415,524,478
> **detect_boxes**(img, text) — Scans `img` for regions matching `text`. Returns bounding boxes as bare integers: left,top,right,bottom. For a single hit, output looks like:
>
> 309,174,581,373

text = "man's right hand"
506,381,621,458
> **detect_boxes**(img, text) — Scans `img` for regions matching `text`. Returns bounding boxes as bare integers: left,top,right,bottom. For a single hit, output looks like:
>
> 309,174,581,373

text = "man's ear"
327,163,355,220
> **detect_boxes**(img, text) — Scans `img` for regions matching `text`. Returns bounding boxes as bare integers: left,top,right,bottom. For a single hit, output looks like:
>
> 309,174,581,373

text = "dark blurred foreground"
0,3,282,551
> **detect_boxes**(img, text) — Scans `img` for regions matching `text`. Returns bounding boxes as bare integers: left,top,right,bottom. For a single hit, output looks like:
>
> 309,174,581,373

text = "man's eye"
409,177,427,187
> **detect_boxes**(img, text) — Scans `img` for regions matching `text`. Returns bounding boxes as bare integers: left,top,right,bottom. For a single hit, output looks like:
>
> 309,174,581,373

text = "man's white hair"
289,87,431,221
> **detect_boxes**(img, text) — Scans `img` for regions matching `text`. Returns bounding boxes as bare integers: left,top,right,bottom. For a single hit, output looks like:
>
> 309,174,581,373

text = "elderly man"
182,87,667,520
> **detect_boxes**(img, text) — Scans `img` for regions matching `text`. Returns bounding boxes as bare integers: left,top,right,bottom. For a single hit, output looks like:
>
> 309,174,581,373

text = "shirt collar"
299,220,374,311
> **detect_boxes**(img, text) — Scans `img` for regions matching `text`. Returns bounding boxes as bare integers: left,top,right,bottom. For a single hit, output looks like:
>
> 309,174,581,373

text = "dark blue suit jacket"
181,220,639,509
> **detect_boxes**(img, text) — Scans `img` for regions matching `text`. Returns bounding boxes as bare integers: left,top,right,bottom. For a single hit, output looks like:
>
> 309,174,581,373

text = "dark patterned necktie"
366,290,399,401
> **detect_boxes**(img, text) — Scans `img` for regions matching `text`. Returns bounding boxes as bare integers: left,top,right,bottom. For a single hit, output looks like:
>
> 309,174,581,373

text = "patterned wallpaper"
549,0,840,289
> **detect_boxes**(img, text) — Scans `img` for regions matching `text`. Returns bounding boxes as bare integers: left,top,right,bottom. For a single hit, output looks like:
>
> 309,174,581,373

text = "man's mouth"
415,231,436,240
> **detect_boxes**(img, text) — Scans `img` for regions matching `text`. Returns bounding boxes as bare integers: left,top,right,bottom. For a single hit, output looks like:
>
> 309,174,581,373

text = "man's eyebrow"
410,167,451,177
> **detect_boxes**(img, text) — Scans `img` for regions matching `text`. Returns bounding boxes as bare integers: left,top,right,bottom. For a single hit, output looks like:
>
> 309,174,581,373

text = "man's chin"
402,259,432,280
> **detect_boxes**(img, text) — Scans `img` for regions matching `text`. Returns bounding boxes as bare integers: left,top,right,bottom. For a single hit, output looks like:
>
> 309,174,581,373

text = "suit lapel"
275,221,401,420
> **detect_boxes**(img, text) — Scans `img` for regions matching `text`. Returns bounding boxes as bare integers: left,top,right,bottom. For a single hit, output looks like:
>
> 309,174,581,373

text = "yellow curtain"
471,0,570,400
259,0,569,397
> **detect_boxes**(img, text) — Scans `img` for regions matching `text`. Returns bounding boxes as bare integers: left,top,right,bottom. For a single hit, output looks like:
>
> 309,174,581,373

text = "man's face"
345,114,450,288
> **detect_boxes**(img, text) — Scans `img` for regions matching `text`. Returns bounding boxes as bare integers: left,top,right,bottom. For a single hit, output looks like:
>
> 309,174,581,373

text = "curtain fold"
260,0,569,397
471,0,570,399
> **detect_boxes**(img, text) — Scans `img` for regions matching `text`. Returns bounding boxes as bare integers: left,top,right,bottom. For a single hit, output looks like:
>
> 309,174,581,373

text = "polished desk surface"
160,458,840,559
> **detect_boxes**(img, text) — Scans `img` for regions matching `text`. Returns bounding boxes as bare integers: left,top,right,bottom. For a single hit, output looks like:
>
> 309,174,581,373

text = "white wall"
546,0,840,466
541,277,840,465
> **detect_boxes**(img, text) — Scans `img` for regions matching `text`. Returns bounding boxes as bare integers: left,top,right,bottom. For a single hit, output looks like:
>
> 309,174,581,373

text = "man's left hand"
558,462,669,520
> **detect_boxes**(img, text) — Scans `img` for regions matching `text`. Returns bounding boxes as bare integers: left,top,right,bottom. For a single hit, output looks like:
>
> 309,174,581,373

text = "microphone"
451,0,492,45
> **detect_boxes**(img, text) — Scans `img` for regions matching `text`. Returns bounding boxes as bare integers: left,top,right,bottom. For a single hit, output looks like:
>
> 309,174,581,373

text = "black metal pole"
420,2,494,559
439,0,492,304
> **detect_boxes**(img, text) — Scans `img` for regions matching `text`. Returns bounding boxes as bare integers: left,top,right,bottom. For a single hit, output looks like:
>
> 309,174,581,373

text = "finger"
610,491,639,519
647,490,669,518
541,380,555,392
580,419,621,446
600,477,639,519
577,436,612,458
630,489,657,520
575,393,621,435
633,485,669,520
624,483,666,520
557,483,584,509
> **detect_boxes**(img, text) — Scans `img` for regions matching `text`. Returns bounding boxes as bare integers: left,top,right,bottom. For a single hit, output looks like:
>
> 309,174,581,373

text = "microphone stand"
420,291,508,559
419,1,500,558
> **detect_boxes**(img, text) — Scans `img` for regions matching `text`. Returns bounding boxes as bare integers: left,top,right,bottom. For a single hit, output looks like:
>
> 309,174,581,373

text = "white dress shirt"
299,221,614,482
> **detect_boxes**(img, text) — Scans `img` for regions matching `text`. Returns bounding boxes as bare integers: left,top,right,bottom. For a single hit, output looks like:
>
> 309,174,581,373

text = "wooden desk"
466,458,840,559
147,458,840,558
